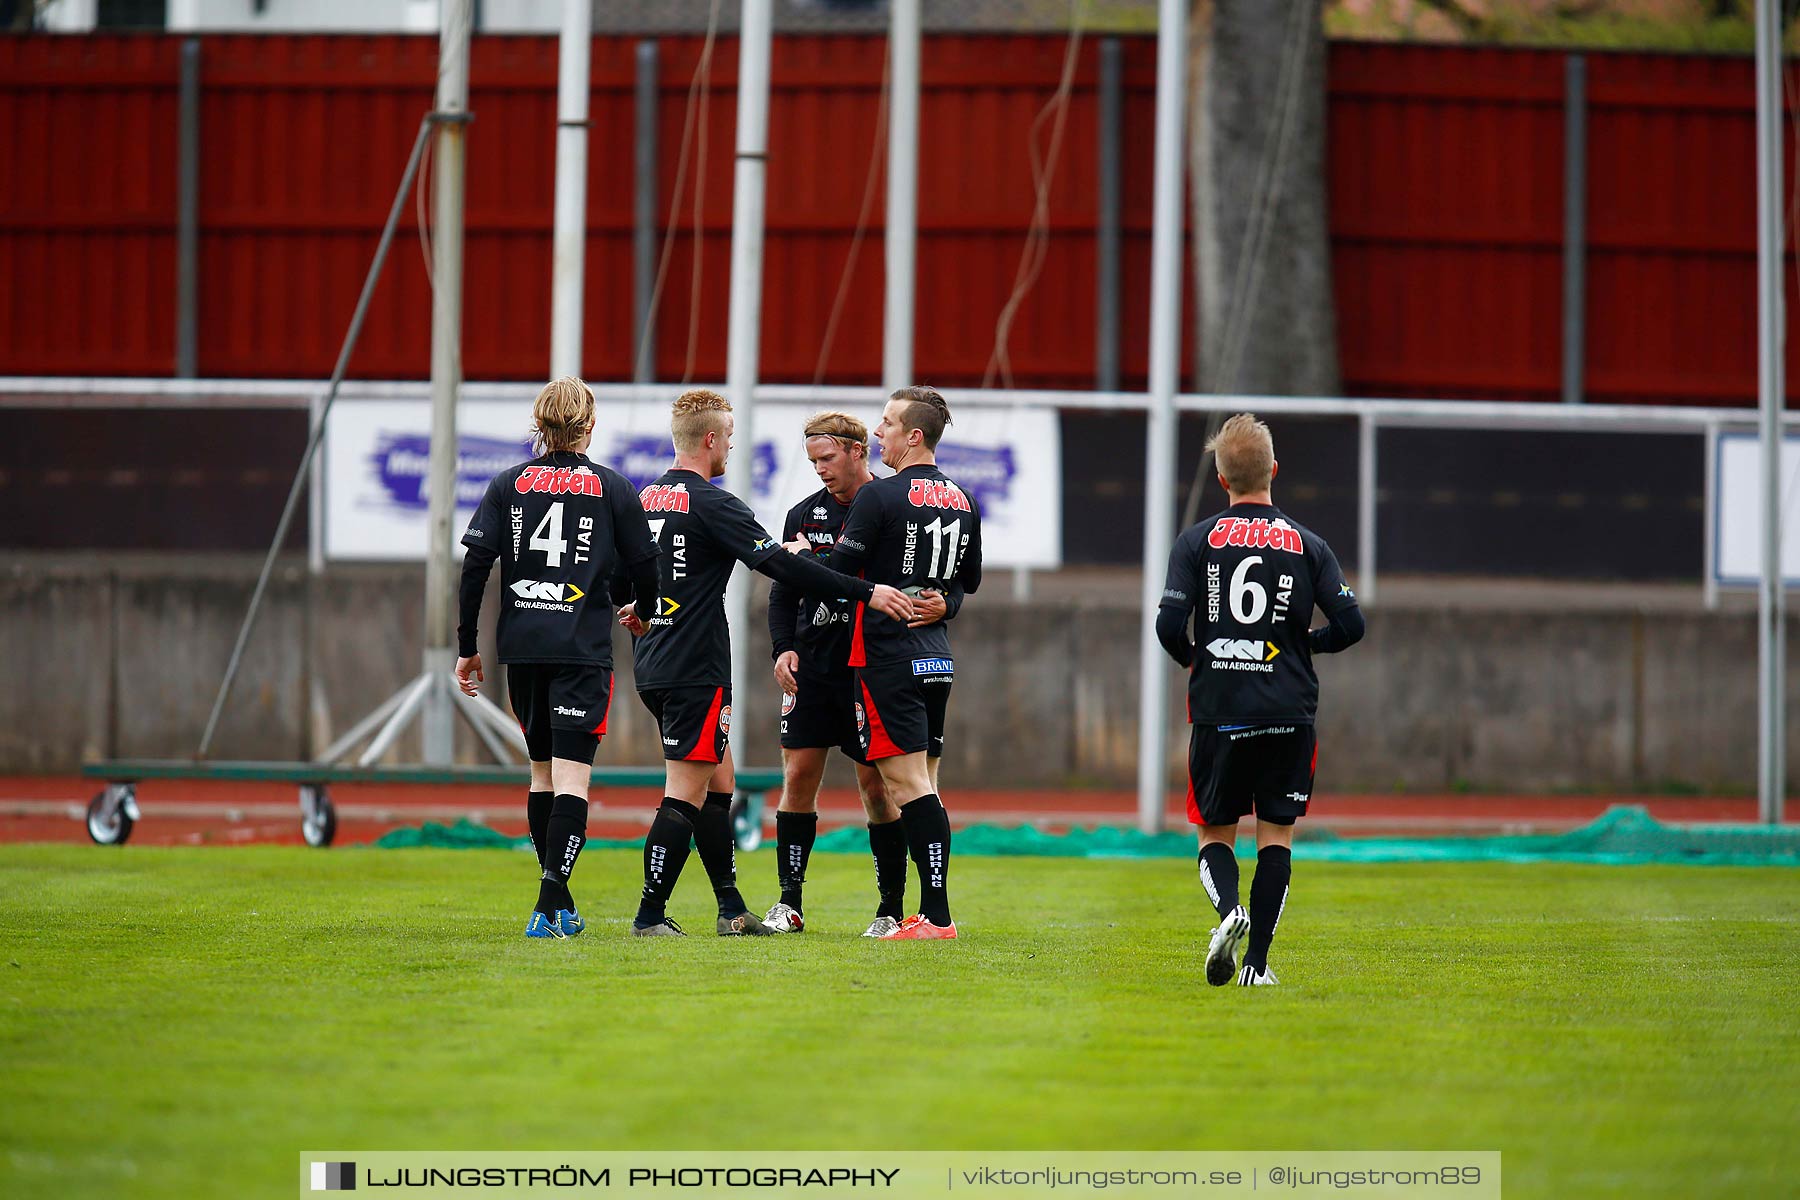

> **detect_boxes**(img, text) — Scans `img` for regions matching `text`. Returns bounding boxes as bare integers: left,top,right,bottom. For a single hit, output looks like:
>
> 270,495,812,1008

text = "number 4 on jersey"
530,502,567,567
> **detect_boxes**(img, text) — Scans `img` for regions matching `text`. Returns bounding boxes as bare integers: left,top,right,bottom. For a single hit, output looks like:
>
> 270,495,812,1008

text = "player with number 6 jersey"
1156,413,1363,988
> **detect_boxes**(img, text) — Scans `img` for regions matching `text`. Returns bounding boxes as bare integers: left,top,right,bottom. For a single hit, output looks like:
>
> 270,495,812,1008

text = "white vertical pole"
422,0,472,765
1703,420,1720,613
550,0,592,379
884,0,921,393
1755,0,1786,824
1136,0,1188,836
1357,411,1377,606
724,0,774,767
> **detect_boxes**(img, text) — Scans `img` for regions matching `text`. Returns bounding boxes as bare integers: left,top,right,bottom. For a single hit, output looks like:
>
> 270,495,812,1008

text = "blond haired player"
1155,414,1364,985
455,377,661,939
618,390,916,936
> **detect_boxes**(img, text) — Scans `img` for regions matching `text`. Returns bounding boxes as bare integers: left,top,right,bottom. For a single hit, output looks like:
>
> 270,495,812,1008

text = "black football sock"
868,819,908,921
775,810,819,911
1198,841,1241,920
900,793,952,926
1243,844,1292,974
636,798,698,926
527,789,554,870
695,791,748,917
535,794,587,915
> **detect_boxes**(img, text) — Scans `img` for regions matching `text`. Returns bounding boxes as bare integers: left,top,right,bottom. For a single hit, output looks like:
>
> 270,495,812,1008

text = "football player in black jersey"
454,377,661,940
763,411,959,936
1156,414,1364,986
827,386,983,940
617,389,916,937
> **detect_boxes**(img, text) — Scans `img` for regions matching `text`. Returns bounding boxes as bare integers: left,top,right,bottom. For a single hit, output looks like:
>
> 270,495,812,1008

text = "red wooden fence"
0,34,1791,404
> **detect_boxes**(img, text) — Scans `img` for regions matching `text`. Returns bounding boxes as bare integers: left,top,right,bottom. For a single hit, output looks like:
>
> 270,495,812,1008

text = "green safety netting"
371,805,1800,866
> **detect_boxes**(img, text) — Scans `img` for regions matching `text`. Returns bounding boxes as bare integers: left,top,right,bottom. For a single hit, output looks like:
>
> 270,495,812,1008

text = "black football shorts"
507,663,614,765
854,656,953,761
780,665,869,765
639,685,731,763
1186,722,1318,827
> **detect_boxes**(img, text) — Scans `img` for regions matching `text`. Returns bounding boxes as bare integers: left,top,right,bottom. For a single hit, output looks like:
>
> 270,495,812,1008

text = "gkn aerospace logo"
370,433,529,511
510,579,586,610
1207,638,1280,673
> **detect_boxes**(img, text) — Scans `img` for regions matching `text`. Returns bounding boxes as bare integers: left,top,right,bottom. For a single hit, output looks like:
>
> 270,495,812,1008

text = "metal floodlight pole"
1136,0,1188,835
550,0,592,379
176,37,200,380
1755,0,1786,824
723,0,774,767
1561,53,1587,406
420,0,473,766
634,40,660,383
884,0,920,393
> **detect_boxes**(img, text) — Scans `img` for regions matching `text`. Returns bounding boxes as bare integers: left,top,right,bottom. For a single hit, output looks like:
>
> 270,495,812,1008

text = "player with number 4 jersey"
456,377,661,942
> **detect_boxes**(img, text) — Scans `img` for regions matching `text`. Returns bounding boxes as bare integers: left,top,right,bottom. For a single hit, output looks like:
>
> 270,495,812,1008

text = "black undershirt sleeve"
1155,530,1199,669
940,579,965,622
627,555,661,620
456,545,499,658
758,548,875,605
1155,605,1194,669
1309,606,1365,654
768,510,803,658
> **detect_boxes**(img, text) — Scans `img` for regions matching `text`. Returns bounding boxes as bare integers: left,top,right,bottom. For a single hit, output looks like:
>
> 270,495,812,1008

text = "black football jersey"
461,451,657,667
768,486,860,672
631,468,786,690
830,463,983,668
1159,502,1359,725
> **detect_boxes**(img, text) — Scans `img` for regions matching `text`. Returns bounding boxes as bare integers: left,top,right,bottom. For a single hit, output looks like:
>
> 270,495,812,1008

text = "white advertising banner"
323,394,1061,568
1713,430,1800,586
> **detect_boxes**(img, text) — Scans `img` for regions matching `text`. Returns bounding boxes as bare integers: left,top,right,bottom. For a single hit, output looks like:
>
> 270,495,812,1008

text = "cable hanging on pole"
634,0,723,386
199,112,442,759
813,51,891,386
982,0,1085,391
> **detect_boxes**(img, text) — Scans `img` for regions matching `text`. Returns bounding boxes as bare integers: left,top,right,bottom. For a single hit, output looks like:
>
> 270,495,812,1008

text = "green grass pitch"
2,845,1795,1199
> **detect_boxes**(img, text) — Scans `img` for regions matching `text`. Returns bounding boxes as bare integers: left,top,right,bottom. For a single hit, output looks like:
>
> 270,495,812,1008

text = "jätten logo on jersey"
514,465,604,496
1208,517,1302,554
906,479,971,512
511,580,586,602
640,484,692,513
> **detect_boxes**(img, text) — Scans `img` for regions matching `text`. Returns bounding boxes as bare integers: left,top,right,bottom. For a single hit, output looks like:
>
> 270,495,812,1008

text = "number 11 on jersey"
923,517,962,579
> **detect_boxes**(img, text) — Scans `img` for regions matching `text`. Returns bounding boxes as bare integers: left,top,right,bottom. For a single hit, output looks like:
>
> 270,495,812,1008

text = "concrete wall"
3,558,1787,793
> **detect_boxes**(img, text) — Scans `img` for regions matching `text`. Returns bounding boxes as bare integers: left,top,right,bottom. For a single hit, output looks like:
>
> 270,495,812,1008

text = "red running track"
0,775,1787,848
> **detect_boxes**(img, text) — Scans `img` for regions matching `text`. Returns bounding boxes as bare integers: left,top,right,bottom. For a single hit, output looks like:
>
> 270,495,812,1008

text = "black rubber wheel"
86,792,134,845
302,794,337,848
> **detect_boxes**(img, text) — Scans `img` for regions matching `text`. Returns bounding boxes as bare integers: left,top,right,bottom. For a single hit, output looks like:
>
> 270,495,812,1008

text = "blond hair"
802,411,869,455
670,388,732,452
889,385,952,450
1206,413,1275,494
530,376,595,455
